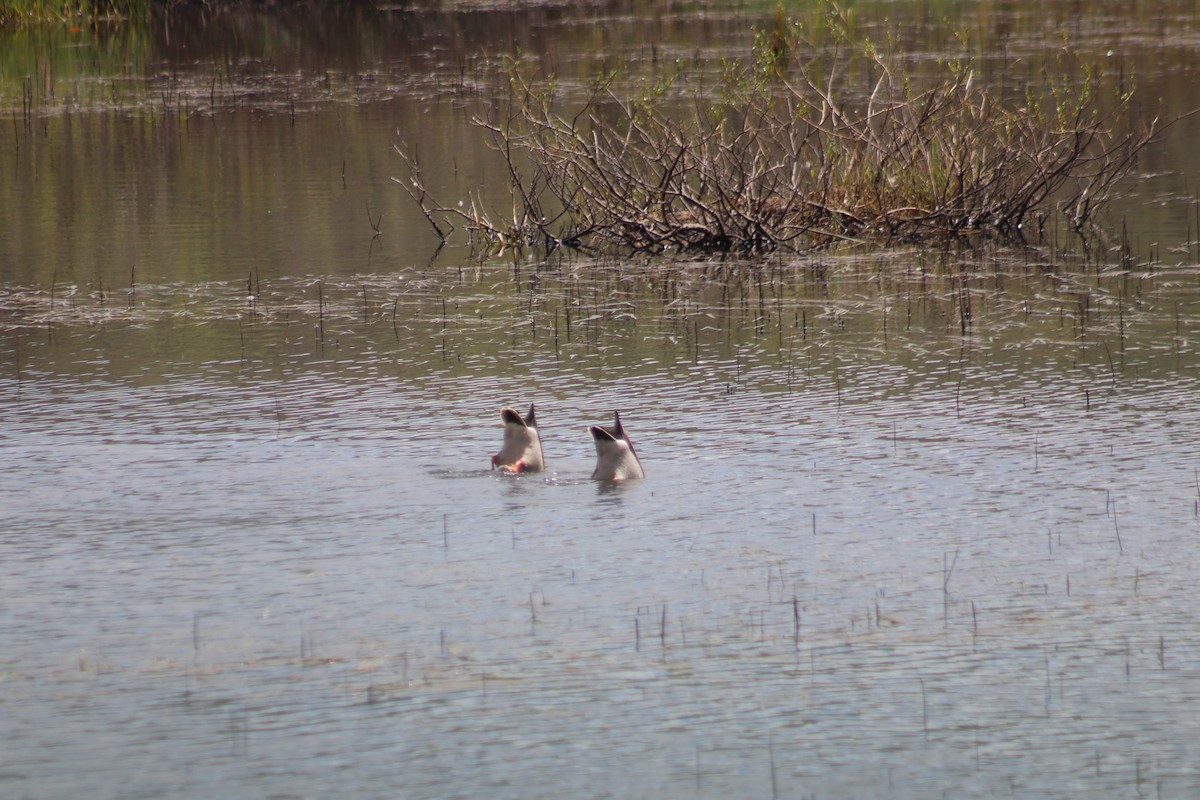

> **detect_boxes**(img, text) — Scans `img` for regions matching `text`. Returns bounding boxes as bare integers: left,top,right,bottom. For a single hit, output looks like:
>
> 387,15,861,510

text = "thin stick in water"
920,677,929,736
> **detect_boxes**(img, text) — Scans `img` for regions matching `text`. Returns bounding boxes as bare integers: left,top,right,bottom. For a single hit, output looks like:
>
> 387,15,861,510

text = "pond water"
5,3,1200,799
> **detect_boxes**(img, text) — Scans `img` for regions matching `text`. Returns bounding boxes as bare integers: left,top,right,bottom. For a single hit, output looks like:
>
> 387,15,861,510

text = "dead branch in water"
398,7,1163,255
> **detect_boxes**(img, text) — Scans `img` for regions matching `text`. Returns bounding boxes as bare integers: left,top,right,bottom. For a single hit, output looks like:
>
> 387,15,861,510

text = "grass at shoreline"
0,0,149,28
0,0,154,28
0,0,379,29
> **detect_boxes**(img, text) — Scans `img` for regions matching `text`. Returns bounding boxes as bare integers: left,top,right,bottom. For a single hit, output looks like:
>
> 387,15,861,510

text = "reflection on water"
5,1,1200,798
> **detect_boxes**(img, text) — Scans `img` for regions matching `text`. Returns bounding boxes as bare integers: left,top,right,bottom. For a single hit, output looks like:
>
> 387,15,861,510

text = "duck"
589,411,645,481
491,403,545,473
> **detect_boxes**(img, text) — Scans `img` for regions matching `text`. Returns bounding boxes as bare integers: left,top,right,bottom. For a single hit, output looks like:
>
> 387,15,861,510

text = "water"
5,3,1200,798
5,255,1200,798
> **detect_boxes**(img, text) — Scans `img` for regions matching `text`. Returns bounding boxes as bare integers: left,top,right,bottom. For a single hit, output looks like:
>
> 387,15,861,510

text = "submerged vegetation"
399,6,1165,255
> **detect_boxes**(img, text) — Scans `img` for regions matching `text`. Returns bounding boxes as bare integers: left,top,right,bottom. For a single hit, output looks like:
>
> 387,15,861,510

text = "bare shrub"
397,7,1163,254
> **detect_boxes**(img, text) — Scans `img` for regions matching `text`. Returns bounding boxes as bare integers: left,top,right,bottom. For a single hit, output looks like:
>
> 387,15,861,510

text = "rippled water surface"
6,2,1200,798
6,254,1200,799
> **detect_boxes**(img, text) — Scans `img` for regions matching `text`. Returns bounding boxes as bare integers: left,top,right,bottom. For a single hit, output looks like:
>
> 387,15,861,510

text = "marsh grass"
4,241,1192,393
399,5,1165,255
0,0,147,28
